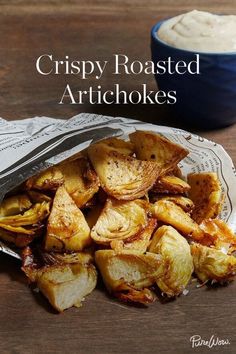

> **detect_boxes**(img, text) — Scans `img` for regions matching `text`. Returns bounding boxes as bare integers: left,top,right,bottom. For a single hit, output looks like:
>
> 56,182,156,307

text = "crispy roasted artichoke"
22,247,97,312
129,131,189,176
37,263,97,312
0,202,50,227
151,200,204,240
152,175,190,194
87,141,161,200
188,172,223,223
91,198,148,245
150,195,194,213
58,157,100,208
148,226,193,296
98,137,134,156
191,243,236,283
199,219,236,253
45,186,91,252
26,166,64,191
95,249,164,304
0,202,50,246
0,194,32,216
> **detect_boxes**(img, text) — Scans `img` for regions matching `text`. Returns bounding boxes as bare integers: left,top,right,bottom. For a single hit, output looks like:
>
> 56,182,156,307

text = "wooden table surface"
0,1,236,353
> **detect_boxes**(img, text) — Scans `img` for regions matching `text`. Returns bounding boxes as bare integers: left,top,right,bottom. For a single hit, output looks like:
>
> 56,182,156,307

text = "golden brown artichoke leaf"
111,218,157,253
87,142,161,200
95,249,164,300
151,200,204,240
150,195,194,213
98,137,134,156
0,202,50,227
115,284,157,304
129,131,189,176
0,202,50,244
152,175,190,194
45,186,91,252
26,166,64,191
0,228,38,248
199,219,236,253
187,172,223,223
91,198,148,246
148,225,193,296
0,194,32,216
191,243,236,283
58,157,100,208
22,246,93,282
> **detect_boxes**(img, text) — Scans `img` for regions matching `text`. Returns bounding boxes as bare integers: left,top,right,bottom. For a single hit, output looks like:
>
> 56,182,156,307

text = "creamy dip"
157,10,236,53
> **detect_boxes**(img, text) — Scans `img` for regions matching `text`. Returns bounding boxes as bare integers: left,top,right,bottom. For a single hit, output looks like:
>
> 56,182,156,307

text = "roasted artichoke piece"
22,246,93,281
150,195,194,213
22,247,97,312
95,249,164,304
187,172,223,223
199,219,236,253
87,141,161,200
26,166,64,191
152,175,190,194
0,228,38,248
91,198,148,246
111,218,157,253
45,186,91,252
151,200,204,240
99,137,134,156
37,263,97,312
0,202,50,227
0,202,50,245
58,157,100,208
0,194,32,216
191,243,236,283
148,226,193,296
129,131,189,176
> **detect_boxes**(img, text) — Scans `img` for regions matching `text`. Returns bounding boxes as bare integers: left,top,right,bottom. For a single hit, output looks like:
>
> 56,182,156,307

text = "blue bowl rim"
151,19,236,56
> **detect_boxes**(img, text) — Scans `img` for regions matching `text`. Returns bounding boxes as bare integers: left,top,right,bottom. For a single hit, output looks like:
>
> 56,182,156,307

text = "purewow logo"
190,335,230,349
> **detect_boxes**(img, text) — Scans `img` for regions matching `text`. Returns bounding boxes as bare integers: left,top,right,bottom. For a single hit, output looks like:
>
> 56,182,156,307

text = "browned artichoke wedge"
91,198,148,246
45,186,91,252
129,131,189,175
111,218,157,253
0,201,50,247
0,194,32,216
148,226,193,296
152,175,190,194
199,219,236,253
22,247,97,312
151,200,204,240
58,157,100,208
150,195,194,213
188,172,223,223
0,228,38,248
37,263,97,312
98,137,134,156
95,249,164,304
0,202,50,227
191,243,236,283
26,166,64,191
87,141,161,200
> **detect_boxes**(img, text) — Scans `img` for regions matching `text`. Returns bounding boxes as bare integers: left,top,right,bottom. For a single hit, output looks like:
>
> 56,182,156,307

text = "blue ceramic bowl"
151,20,236,128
